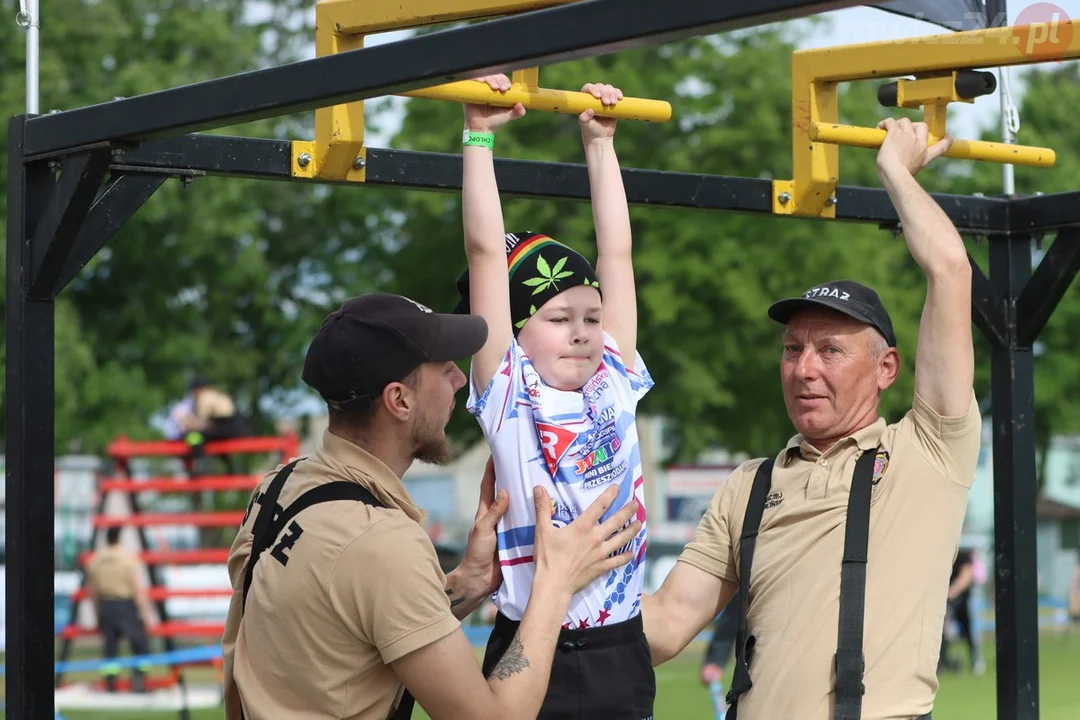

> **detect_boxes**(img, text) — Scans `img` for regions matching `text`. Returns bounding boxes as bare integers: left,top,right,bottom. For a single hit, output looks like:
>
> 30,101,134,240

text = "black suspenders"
725,458,774,714
240,460,416,720
726,449,878,720
834,451,877,720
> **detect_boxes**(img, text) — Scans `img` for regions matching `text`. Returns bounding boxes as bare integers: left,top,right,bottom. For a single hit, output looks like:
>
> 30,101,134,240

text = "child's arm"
462,75,526,390
580,83,637,368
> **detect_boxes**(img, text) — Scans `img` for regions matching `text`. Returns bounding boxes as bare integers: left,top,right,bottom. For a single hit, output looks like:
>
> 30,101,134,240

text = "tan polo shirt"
87,546,140,600
195,387,236,420
221,430,460,720
680,390,981,720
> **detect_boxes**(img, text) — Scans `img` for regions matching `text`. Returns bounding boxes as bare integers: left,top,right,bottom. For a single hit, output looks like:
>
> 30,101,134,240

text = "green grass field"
7,629,1078,719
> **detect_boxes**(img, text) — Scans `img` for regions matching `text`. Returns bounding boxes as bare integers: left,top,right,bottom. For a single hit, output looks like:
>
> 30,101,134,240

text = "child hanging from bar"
454,74,655,718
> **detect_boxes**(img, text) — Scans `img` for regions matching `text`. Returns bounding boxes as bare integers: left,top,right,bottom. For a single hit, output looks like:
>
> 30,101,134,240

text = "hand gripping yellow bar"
295,0,672,181
808,123,1056,168
807,70,1055,169
775,23,1079,218
400,80,672,123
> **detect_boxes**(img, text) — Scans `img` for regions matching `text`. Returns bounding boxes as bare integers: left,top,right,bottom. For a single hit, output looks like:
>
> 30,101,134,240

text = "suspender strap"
242,459,300,612
238,462,415,720
262,481,384,555
725,457,775,719
833,449,877,720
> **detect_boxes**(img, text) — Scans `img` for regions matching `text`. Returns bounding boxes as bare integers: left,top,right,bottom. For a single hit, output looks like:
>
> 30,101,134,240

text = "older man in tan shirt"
642,119,980,720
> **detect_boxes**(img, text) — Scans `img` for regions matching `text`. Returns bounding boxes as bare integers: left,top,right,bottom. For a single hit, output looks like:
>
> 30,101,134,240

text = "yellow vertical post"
922,101,948,145
295,5,367,181
512,68,540,91
776,53,838,218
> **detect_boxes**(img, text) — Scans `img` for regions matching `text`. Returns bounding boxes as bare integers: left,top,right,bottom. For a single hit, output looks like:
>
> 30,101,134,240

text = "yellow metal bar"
922,102,948,143
779,61,838,218
896,76,961,108
309,22,366,181
400,81,672,123
318,0,579,35
809,122,1056,168
781,23,1074,216
512,68,540,91
797,21,1080,83
306,0,668,182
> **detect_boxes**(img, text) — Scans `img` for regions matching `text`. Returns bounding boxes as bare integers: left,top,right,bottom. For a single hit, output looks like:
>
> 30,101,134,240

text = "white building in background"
964,422,1080,604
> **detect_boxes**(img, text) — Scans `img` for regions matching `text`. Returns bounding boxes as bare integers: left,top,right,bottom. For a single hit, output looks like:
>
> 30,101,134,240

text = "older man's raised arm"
876,118,974,418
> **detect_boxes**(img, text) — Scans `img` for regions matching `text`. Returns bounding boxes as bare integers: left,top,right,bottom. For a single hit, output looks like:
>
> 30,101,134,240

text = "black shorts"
482,611,656,720
204,414,250,441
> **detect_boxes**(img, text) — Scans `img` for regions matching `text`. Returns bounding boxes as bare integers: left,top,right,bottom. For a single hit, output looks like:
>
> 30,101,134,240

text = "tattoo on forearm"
491,634,530,680
445,586,467,609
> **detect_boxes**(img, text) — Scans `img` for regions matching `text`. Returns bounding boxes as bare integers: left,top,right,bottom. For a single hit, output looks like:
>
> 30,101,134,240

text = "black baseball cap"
767,279,897,348
302,293,487,409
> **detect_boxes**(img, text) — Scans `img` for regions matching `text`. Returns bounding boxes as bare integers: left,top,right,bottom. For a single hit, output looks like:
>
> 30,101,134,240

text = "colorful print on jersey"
468,334,654,628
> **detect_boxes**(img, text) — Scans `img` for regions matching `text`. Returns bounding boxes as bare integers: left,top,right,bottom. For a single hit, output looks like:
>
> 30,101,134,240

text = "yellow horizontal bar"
797,21,1080,83
809,122,1056,168
400,81,672,123
319,0,578,35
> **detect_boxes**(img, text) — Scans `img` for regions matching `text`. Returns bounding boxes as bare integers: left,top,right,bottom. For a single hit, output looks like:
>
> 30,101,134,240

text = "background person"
86,527,155,693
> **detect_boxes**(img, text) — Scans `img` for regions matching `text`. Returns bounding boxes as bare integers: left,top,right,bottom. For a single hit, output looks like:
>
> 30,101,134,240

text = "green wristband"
462,129,495,150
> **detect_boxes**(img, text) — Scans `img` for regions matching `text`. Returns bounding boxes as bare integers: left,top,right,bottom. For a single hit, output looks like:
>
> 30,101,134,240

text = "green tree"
0,0,368,454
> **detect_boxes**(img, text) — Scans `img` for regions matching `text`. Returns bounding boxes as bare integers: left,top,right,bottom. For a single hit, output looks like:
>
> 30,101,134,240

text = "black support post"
28,149,113,298
21,0,859,154
987,233,1040,720
970,253,1006,348
1016,228,1080,347
53,173,168,295
1010,190,1080,234
5,116,59,719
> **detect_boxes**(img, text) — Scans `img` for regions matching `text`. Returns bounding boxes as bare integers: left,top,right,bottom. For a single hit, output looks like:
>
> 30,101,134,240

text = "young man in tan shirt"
222,293,641,719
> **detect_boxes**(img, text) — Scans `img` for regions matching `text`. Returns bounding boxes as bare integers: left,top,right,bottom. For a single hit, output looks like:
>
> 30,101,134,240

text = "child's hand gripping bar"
401,79,672,123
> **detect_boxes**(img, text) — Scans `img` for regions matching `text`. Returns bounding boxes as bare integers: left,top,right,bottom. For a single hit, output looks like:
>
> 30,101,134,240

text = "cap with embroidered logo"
767,279,897,348
302,293,487,409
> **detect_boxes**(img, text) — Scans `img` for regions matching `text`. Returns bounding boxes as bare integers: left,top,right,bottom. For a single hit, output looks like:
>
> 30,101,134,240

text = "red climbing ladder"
56,431,300,698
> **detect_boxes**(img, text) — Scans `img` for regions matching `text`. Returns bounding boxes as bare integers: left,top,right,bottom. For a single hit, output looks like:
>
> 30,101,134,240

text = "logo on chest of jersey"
537,422,577,477
764,490,783,509
575,436,622,476
550,498,578,528
581,370,611,402
523,365,543,399
524,370,542,400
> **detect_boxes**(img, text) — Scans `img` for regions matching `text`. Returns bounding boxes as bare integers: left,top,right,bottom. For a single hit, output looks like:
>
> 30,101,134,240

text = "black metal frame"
5,0,1077,718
